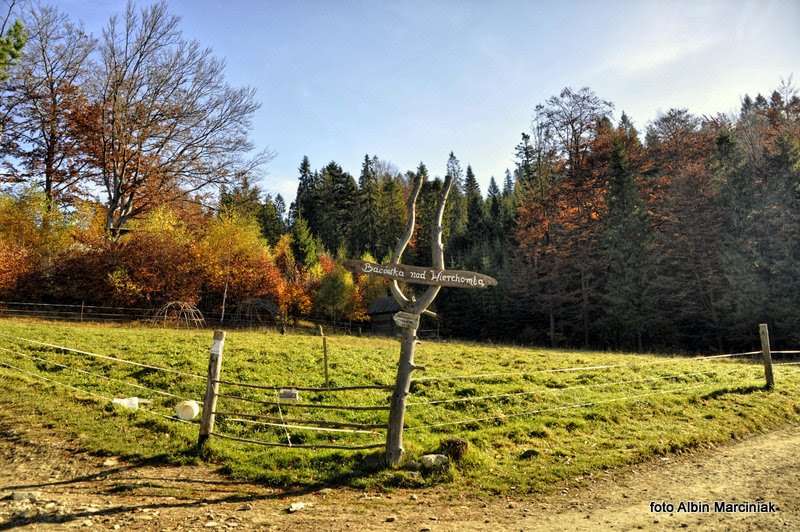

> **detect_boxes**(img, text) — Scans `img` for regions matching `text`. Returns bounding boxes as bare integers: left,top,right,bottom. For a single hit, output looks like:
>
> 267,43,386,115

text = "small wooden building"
367,296,401,336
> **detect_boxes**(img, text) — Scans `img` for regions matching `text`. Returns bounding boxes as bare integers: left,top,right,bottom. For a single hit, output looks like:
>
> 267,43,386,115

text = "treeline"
281,85,800,352
1,2,798,351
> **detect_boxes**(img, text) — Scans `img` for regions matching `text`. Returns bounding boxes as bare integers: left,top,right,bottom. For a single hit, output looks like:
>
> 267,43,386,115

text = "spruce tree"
445,152,467,263
291,217,318,268
294,156,319,231
601,139,651,349
219,176,263,219
257,194,285,245
351,154,383,256
378,173,407,260
487,176,501,221
316,161,357,253
464,165,485,255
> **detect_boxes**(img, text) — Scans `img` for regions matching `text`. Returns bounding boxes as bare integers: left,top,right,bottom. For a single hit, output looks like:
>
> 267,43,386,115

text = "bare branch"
412,173,454,314
388,170,425,309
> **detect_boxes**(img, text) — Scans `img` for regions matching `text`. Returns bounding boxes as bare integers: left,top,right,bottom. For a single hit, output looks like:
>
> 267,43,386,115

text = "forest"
1,2,798,352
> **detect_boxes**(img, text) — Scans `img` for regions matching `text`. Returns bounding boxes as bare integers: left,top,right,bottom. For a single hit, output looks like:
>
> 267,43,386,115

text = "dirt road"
1,412,798,531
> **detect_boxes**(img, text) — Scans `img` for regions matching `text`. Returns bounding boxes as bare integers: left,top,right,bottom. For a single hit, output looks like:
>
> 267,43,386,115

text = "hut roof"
367,296,400,315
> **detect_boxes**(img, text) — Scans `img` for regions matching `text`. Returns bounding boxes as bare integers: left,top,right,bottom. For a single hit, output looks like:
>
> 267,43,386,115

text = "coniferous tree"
601,138,651,349
293,156,319,230
463,165,485,262
377,171,407,260
486,177,501,225
316,161,357,253
257,194,285,245
0,8,25,81
444,152,467,263
219,176,263,219
351,154,383,256
291,217,318,268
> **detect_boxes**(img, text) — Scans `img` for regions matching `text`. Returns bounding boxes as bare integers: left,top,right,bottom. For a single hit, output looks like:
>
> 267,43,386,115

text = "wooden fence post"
759,323,775,390
319,325,329,388
198,330,225,449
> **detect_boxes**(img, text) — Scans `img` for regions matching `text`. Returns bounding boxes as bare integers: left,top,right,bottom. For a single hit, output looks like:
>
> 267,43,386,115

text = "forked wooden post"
341,172,497,467
759,323,775,390
198,330,225,449
319,325,329,387
384,171,453,467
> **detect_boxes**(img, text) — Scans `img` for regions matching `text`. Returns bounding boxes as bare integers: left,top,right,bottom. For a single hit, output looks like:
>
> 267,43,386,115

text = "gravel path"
1,410,798,531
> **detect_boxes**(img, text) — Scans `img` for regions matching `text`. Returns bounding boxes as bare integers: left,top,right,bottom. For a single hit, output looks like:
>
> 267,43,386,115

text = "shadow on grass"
701,384,765,400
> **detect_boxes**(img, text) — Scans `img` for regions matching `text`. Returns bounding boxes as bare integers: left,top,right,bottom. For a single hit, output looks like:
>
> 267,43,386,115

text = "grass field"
1,317,799,494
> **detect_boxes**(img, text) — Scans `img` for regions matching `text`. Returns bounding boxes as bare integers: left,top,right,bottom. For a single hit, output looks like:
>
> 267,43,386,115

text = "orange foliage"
0,239,30,296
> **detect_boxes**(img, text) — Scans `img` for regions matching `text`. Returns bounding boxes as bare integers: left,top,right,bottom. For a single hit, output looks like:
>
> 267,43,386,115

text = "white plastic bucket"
175,400,201,420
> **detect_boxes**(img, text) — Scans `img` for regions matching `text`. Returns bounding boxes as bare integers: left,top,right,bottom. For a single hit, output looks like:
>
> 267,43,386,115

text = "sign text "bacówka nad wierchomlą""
342,260,497,290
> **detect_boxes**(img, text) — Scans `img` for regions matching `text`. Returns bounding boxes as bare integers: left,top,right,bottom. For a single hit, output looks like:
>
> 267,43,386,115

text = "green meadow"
1,317,799,494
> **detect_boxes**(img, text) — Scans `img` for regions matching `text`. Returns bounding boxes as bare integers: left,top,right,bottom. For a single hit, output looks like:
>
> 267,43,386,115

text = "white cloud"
597,37,719,77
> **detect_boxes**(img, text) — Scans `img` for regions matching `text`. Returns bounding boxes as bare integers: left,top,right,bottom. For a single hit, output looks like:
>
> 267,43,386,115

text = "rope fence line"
220,416,381,435
213,379,392,392
0,333,207,381
216,392,390,411
0,360,197,426
406,367,759,407
2,319,794,456
0,307,152,319
0,345,202,404
274,390,293,446
411,351,762,384
209,431,384,450
0,301,154,311
212,412,386,430
406,381,730,431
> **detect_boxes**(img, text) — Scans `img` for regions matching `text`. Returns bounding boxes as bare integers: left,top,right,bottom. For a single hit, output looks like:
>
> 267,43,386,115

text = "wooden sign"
342,260,497,289
393,311,420,329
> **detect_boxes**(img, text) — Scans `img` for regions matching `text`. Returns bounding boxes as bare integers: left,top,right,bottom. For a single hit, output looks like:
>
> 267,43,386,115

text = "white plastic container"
112,397,140,410
175,400,201,420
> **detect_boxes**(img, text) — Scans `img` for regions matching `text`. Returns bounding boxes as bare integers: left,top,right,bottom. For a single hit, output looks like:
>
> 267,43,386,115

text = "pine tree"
0,16,25,81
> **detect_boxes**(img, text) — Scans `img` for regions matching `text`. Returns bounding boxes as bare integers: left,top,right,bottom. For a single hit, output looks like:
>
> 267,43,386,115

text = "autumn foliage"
0,195,377,322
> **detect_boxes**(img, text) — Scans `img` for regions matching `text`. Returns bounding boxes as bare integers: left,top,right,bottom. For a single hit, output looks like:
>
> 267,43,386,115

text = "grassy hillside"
1,317,799,494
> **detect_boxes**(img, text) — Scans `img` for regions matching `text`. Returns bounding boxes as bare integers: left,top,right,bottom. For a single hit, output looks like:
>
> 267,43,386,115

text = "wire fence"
0,324,797,456
0,330,392,450
0,300,368,336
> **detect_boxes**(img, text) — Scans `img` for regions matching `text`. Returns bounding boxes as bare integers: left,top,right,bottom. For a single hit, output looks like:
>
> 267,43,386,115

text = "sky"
58,0,800,202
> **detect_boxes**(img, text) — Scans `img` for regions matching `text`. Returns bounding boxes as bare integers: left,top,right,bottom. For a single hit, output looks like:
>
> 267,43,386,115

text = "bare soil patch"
1,405,798,531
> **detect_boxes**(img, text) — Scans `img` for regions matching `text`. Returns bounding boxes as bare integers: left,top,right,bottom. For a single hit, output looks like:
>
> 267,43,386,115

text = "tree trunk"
581,269,589,347
385,325,417,467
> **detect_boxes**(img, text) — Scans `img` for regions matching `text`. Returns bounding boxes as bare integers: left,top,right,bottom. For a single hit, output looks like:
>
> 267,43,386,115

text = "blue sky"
59,0,799,202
